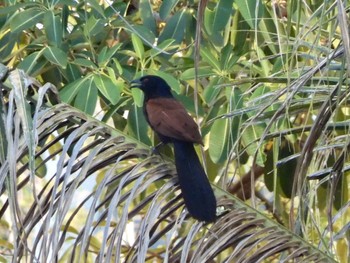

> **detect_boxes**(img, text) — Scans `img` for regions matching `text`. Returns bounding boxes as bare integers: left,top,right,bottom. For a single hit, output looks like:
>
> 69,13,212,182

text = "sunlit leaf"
205,0,234,34
220,44,239,71
209,105,229,163
234,0,263,29
127,104,151,145
204,2,232,48
241,124,266,166
209,88,242,163
203,77,222,105
93,74,122,105
180,67,214,80
200,48,220,71
131,33,145,60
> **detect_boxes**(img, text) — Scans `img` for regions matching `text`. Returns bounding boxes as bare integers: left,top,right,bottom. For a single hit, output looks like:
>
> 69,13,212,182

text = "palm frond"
0,67,335,262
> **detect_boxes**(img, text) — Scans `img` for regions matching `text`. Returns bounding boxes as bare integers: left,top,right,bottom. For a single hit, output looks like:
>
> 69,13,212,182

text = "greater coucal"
131,75,217,222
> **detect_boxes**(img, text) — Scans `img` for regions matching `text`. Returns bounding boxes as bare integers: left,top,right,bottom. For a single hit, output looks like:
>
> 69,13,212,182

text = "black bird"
131,75,217,222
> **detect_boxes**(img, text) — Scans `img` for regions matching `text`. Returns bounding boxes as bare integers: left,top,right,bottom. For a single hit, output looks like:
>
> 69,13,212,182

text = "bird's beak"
130,78,142,89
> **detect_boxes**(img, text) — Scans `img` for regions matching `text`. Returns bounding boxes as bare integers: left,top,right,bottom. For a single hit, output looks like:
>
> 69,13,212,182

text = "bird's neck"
144,90,174,101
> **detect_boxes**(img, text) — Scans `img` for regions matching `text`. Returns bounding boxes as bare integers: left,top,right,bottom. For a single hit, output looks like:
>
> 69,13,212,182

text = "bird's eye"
143,78,149,83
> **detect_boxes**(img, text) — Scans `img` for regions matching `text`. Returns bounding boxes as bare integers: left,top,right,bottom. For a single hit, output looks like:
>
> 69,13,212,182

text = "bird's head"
131,75,174,99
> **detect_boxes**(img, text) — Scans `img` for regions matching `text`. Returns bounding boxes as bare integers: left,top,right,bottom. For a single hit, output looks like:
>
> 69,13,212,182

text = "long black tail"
173,140,217,222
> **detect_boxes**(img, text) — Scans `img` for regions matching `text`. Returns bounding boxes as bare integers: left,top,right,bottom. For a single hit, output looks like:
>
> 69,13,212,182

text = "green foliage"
1,0,350,262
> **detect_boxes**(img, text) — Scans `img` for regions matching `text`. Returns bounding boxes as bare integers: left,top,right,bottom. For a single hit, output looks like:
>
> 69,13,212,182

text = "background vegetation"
0,0,349,262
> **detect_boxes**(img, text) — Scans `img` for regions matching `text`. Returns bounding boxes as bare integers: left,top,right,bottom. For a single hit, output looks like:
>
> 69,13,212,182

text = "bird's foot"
151,142,164,156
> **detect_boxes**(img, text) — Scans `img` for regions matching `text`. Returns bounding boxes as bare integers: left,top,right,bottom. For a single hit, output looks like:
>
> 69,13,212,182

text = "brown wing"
146,98,203,144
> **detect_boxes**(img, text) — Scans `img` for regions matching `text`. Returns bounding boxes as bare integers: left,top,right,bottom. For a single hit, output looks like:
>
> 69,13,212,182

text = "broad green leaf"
43,10,63,47
93,74,121,105
234,0,263,29
43,46,68,68
17,51,47,76
106,67,123,104
257,47,272,77
240,85,268,166
73,58,97,69
220,44,239,71
212,0,234,33
258,6,278,54
158,10,190,44
0,3,31,15
84,16,107,36
105,43,122,59
131,88,144,108
111,58,123,75
86,0,105,17
231,12,250,54
200,48,220,71
127,25,156,48
61,4,69,35
248,85,271,115
10,9,45,33
139,0,156,34
131,33,145,60
203,77,223,105
105,2,127,18
127,104,151,145
159,0,179,20
265,139,296,199
148,39,176,57
98,47,108,66
204,0,234,35
241,124,266,166
209,88,242,163
0,31,17,62
204,3,232,48
180,67,214,80
209,105,229,163
74,77,98,115
204,8,215,35
60,77,90,103
98,43,122,67
64,63,82,82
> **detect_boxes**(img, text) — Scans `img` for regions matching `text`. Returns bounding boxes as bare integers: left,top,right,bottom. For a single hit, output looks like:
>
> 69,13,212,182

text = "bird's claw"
151,142,164,156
